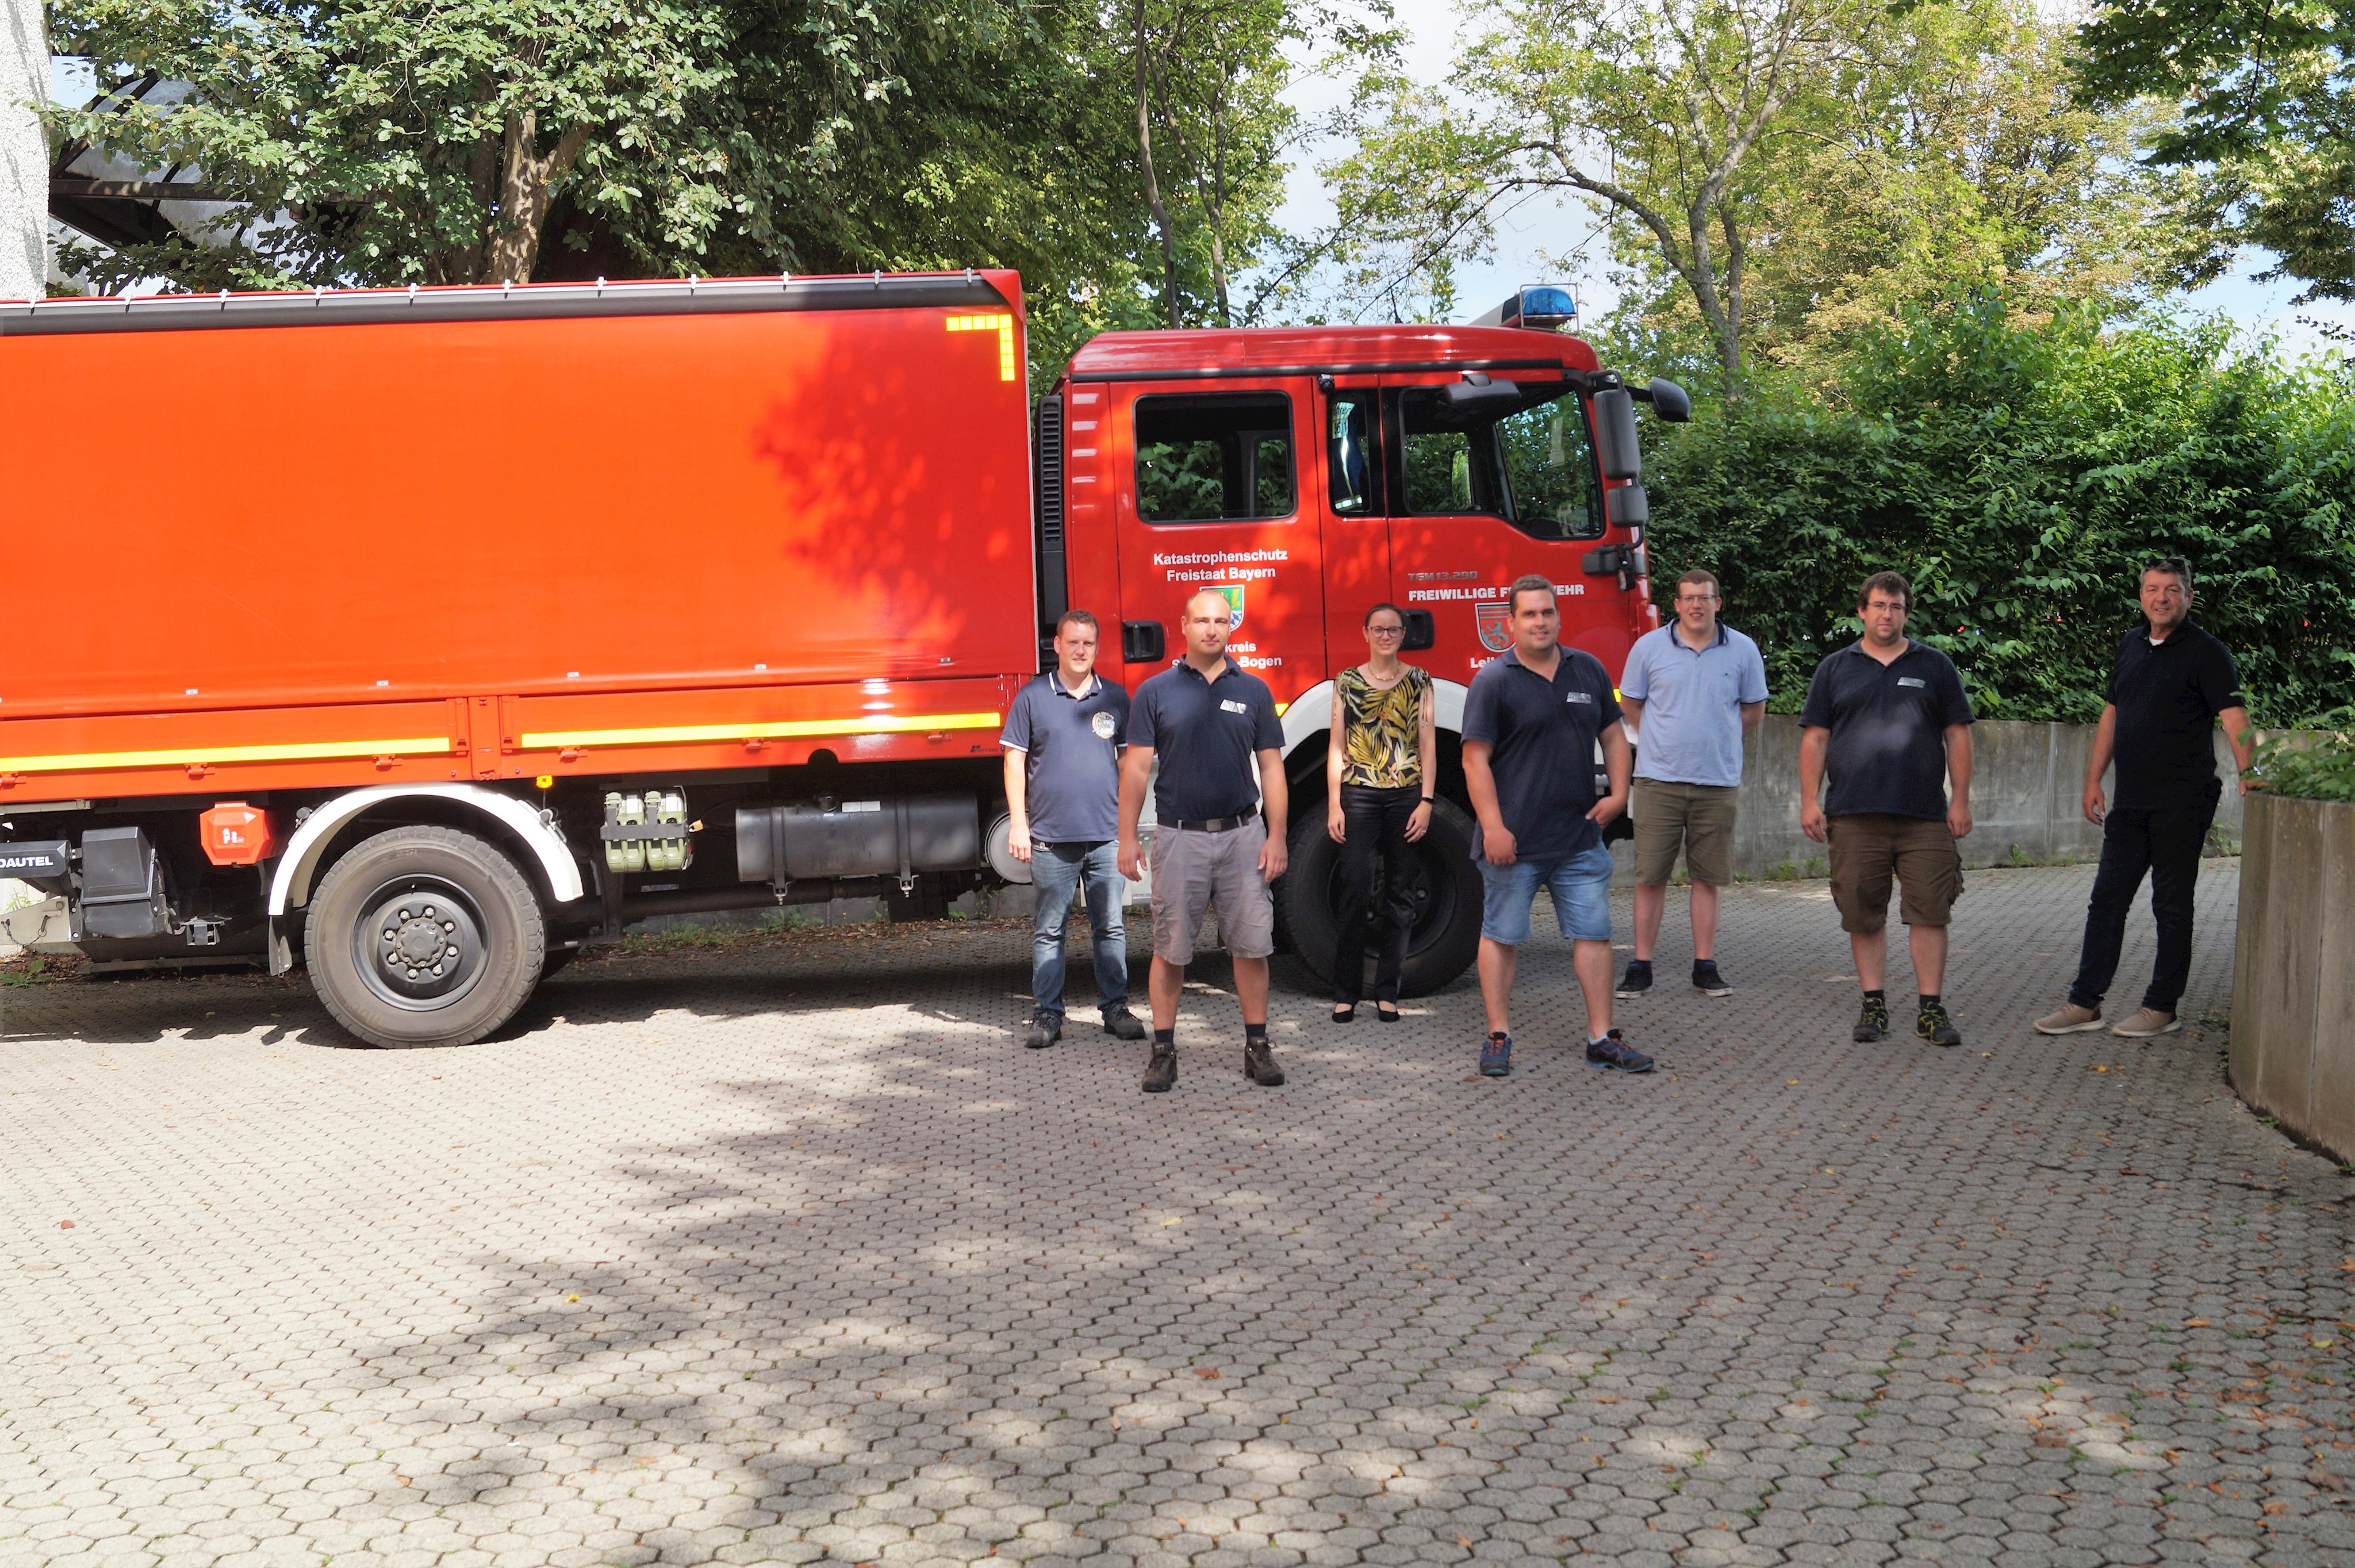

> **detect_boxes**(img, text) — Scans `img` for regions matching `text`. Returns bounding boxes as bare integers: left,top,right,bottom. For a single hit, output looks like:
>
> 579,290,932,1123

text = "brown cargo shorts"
1149,821,1276,964
1631,779,1739,886
1827,813,1963,933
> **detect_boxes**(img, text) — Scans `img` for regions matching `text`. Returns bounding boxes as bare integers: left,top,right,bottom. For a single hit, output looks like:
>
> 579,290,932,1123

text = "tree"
2076,0,2354,305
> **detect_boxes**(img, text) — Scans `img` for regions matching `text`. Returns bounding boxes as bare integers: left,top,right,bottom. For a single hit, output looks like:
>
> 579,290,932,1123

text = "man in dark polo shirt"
1462,575,1637,1079
1117,589,1290,1094
1002,608,1144,1050
2036,559,2252,1040
1798,570,1976,1048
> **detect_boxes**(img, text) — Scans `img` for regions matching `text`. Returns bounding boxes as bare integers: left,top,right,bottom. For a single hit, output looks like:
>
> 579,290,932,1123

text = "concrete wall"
2229,793,2355,1163
0,0,45,301
1617,713,2247,884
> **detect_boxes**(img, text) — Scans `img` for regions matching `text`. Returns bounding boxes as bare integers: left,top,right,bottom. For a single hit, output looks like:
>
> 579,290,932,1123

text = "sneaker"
1023,1013,1063,1050
1916,1000,1961,1047
2112,1007,2183,1038
1244,1038,1285,1086
1614,960,1653,999
1479,1032,1513,1077
1586,1029,1655,1073
1692,960,1732,997
1853,995,1890,1042
2033,1003,2104,1035
1142,1045,1176,1093
1101,1008,1146,1041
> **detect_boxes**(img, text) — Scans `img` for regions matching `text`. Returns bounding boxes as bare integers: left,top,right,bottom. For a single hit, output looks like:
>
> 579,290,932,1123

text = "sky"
1269,0,2355,358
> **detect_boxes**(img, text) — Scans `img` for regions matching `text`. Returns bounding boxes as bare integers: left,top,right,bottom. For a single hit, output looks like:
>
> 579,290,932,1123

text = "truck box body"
0,273,1035,800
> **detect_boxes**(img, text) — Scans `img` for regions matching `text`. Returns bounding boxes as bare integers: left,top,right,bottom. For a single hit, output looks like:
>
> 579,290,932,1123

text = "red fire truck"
0,271,1686,1046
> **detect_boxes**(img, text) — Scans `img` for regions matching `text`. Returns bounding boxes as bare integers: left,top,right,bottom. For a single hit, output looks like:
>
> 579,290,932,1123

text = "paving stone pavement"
2,860,2350,1568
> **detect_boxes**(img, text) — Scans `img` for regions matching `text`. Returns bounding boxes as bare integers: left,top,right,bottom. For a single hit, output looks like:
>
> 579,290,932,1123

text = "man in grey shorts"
1118,589,1291,1094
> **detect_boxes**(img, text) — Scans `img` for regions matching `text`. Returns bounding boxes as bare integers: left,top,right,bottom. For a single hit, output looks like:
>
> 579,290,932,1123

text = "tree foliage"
1639,294,2355,727
2076,0,2355,306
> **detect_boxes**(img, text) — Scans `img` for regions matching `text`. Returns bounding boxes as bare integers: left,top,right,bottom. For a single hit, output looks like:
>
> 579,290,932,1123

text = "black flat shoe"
1331,1004,1356,1023
1375,1004,1401,1022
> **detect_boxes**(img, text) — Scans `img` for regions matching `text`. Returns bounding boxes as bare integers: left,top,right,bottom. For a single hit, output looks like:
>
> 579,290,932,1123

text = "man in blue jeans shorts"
1462,575,1641,1078
1002,609,1146,1049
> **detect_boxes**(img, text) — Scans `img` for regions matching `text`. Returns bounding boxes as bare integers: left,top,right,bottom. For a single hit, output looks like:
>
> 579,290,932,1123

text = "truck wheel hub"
354,877,488,1009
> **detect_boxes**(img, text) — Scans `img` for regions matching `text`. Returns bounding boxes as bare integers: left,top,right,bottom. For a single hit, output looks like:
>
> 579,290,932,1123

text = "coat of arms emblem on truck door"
1210,583,1246,631
1475,598,1513,652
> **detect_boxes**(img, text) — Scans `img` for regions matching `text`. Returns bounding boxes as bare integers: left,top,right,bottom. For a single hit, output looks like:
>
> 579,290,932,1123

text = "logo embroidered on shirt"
1565,690,1594,704
1896,676,1926,688
1091,711,1119,739
1220,699,1250,714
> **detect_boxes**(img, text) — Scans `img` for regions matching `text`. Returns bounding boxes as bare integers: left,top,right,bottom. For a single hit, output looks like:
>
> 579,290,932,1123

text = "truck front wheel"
304,826,545,1048
1275,797,1482,999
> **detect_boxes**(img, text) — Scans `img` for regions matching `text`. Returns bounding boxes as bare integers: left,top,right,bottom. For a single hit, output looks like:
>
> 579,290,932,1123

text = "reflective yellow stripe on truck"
0,737,454,774
517,712,1003,749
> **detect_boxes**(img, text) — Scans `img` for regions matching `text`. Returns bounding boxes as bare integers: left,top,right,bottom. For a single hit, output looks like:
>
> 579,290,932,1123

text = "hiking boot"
2033,1002,2104,1035
1916,1000,1961,1047
1244,1038,1285,1086
1479,1032,1512,1078
2112,1007,2182,1038
1022,1013,1063,1050
1614,960,1653,999
1101,1007,1146,1041
1586,1029,1655,1073
1853,995,1890,1042
1141,1045,1176,1093
1692,960,1732,996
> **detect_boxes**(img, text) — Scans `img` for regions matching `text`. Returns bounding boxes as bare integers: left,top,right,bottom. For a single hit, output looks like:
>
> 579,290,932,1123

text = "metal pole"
0,0,45,301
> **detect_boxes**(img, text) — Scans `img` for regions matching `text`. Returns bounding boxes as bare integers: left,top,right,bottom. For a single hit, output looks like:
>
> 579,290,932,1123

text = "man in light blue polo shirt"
1003,609,1144,1050
1616,568,1768,999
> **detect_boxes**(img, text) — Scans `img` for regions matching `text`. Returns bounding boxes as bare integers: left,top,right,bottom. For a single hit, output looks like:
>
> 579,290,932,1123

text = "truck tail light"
201,802,282,865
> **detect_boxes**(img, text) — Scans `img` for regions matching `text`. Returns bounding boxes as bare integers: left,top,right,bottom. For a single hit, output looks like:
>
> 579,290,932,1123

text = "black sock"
1863,988,1886,1001
1245,1023,1267,1042
1153,1028,1174,1048
1919,993,1940,1007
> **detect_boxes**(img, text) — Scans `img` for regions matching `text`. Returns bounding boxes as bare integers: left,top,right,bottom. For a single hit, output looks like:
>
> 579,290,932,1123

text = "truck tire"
304,825,545,1048
1275,796,1482,999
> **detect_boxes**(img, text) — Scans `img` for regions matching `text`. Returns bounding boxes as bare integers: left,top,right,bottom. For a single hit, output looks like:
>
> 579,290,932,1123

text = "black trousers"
1333,783,1421,1004
2067,797,2217,1014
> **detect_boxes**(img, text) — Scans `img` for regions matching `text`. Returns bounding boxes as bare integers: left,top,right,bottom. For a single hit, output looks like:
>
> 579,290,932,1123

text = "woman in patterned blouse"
1325,603,1438,1021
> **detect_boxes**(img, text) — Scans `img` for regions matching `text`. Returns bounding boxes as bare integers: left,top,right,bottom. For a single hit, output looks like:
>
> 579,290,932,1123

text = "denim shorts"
1478,844,1616,945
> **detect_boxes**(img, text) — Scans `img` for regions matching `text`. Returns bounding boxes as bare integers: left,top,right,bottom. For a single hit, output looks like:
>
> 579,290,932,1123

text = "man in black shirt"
2035,559,2252,1039
1798,571,1976,1048
1118,590,1290,1093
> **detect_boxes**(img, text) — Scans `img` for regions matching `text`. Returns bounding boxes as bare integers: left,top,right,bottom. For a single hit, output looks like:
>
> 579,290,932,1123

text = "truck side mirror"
1594,388,1641,480
1643,378,1692,423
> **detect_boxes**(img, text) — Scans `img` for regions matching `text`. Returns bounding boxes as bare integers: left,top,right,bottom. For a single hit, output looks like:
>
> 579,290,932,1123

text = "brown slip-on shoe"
2033,1003,2104,1035
2112,1007,2183,1038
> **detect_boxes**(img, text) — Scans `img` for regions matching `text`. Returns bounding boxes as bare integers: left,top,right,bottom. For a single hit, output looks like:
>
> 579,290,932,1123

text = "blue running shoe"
1585,1029,1655,1073
1479,1032,1513,1077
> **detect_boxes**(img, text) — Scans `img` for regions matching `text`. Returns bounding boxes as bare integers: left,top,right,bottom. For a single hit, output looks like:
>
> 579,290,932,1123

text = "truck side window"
1134,392,1296,524
1396,388,1511,519
1498,396,1605,540
1328,392,1379,514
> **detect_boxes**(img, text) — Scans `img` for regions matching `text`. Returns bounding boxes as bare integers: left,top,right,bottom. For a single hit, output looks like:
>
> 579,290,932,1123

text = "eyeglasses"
1368,624,1406,637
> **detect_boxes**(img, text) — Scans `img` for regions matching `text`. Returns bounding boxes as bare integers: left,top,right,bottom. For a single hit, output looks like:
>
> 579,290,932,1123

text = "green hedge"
1640,296,2355,726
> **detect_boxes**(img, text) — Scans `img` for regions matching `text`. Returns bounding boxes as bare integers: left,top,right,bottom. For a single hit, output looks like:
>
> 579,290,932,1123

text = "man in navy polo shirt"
1118,589,1290,1094
1003,608,1144,1050
2035,558,2252,1040
1798,570,1976,1048
1462,574,1639,1079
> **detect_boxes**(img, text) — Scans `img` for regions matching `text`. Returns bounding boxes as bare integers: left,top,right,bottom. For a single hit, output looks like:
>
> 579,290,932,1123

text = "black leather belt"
1168,804,1259,833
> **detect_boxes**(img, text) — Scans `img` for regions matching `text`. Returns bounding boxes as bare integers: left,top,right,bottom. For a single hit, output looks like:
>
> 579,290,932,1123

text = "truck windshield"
1396,386,1603,541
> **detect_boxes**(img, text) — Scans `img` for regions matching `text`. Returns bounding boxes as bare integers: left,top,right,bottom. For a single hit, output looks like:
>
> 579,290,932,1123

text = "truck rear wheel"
1275,797,1482,999
304,825,544,1048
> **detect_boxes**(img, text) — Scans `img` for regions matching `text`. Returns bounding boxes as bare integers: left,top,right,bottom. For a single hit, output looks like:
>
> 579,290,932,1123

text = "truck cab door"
1104,379,1326,706
1384,378,1636,684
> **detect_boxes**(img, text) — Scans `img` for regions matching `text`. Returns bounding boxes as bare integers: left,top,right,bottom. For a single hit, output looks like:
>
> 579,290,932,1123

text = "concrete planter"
2230,792,2355,1163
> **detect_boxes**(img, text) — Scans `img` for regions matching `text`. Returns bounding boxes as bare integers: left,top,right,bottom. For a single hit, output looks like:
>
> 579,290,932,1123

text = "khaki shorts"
1149,821,1276,964
1632,779,1739,885
1828,813,1963,933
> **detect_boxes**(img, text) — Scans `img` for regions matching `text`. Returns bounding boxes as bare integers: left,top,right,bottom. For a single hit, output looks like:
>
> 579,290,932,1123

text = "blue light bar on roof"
1472,285,1578,333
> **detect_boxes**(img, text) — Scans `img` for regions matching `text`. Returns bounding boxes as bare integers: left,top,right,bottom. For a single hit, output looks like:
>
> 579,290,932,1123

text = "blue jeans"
1030,839,1132,1022
1478,844,1616,944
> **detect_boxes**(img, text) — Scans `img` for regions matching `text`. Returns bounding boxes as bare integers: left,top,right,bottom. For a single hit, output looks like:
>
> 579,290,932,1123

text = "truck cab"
1041,310,1685,994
